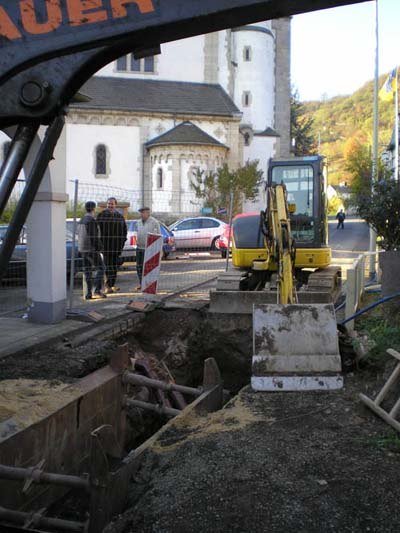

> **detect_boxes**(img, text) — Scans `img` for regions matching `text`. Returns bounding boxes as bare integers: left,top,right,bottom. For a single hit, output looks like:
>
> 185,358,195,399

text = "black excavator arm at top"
0,0,367,126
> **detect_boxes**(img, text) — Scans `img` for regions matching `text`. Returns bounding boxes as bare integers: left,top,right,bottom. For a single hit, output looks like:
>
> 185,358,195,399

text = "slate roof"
146,121,227,149
73,77,241,117
254,127,280,137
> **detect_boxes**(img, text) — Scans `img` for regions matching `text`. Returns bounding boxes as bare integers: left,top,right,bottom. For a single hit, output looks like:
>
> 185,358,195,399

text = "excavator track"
301,265,342,301
213,265,342,312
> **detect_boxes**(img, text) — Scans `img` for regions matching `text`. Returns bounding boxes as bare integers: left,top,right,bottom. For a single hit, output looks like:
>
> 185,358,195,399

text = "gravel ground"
105,366,400,533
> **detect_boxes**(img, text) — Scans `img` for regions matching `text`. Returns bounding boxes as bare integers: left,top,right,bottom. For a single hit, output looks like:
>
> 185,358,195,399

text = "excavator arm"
262,184,297,304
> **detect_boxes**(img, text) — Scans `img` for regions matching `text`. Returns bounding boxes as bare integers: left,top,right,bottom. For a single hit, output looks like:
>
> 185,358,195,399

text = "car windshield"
233,216,264,249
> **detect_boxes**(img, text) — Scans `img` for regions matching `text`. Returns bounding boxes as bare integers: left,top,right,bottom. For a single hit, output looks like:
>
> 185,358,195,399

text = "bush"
356,178,400,251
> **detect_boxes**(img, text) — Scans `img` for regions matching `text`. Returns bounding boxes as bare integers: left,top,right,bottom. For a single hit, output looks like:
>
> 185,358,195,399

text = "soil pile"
106,374,400,533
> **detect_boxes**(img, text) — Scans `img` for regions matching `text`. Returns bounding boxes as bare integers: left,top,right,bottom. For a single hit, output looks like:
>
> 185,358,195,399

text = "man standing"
136,207,161,290
336,209,346,230
97,197,127,294
77,201,106,299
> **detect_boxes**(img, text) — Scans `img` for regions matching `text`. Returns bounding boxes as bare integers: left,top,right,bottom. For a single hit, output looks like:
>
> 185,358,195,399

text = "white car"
169,217,226,250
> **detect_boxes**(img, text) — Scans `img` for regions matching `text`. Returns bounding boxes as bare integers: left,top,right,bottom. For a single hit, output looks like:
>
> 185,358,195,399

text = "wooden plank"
360,393,400,433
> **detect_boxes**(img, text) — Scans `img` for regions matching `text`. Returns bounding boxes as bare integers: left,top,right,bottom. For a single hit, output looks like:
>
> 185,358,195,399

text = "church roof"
254,127,280,137
73,77,241,118
146,121,228,149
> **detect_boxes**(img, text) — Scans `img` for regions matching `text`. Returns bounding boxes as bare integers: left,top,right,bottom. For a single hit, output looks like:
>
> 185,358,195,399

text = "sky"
291,0,400,101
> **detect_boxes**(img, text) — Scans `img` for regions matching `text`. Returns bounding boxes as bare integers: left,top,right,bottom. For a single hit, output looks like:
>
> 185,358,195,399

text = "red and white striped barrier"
141,232,163,294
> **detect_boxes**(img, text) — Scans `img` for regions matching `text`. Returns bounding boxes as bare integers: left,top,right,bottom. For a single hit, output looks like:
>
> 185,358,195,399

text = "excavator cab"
268,155,331,269
231,155,332,271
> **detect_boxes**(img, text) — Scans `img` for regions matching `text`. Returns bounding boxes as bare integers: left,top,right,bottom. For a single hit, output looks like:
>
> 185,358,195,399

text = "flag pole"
368,0,379,279
395,66,399,181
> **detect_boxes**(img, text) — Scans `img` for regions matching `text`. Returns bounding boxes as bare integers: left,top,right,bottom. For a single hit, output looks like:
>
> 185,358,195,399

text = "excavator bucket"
251,303,343,391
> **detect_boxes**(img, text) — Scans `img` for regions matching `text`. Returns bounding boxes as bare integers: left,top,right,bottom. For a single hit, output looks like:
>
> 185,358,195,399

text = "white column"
26,126,68,323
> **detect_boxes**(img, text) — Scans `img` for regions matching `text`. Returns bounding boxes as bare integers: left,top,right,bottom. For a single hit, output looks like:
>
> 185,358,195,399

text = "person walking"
336,209,346,230
96,197,127,294
77,201,107,300
135,207,161,291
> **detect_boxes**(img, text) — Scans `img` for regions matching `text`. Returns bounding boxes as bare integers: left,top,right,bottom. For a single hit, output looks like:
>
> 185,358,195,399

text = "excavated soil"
0,309,252,393
105,362,400,533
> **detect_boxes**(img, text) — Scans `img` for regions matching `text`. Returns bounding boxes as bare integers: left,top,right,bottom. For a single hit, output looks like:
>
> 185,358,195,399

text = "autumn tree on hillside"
344,136,391,206
290,90,318,156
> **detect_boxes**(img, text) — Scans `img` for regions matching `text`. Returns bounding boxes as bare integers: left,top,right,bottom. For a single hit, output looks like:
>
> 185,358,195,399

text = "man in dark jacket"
96,197,127,293
78,201,106,300
336,209,345,230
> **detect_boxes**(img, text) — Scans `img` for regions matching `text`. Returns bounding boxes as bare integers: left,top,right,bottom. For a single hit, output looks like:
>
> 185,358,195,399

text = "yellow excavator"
213,155,341,305
211,155,343,391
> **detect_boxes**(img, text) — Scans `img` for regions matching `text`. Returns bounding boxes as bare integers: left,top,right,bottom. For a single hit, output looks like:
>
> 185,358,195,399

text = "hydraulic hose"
338,291,400,326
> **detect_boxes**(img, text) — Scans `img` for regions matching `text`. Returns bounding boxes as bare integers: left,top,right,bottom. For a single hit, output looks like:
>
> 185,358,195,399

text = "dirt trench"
122,308,253,394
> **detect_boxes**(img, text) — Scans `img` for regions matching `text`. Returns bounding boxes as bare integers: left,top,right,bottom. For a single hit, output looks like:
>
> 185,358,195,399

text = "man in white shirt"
136,207,161,290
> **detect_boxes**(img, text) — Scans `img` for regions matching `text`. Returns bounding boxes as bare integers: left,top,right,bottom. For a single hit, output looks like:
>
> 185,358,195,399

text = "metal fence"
68,180,233,309
343,250,382,330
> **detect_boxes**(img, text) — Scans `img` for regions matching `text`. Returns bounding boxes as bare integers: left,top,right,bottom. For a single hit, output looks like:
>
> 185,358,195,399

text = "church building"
3,19,291,216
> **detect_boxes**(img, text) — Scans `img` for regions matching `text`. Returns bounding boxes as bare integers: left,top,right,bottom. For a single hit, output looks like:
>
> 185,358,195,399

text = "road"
328,217,370,255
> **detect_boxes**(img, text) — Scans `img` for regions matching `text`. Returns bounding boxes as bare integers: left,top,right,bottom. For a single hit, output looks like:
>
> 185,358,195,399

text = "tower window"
157,167,163,189
243,46,252,62
130,56,141,71
144,56,155,72
116,54,155,73
243,91,252,107
95,144,107,176
244,132,251,146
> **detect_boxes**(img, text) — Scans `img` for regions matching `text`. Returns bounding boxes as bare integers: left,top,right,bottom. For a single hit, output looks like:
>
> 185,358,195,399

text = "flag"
379,68,398,102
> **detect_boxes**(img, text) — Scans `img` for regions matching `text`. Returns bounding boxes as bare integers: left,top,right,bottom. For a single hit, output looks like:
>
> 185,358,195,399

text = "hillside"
302,74,395,186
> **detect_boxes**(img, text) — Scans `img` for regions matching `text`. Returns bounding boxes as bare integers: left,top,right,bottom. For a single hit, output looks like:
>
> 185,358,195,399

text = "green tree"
191,160,263,216
290,90,318,156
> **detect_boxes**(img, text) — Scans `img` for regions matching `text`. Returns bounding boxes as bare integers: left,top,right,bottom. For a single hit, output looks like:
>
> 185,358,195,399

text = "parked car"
125,220,176,260
0,224,83,284
169,217,226,250
215,225,232,258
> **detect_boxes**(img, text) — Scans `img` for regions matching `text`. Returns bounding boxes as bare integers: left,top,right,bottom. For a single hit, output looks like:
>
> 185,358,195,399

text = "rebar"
123,371,202,397
0,464,89,491
125,398,181,418
0,506,85,532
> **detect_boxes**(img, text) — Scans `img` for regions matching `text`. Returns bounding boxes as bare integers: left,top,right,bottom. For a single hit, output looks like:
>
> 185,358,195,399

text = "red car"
215,224,232,258
217,213,263,258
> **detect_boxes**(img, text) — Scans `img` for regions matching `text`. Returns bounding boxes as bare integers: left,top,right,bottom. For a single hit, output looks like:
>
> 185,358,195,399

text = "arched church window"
95,144,107,175
3,141,11,161
157,167,163,189
244,132,251,146
243,46,252,62
243,91,251,107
